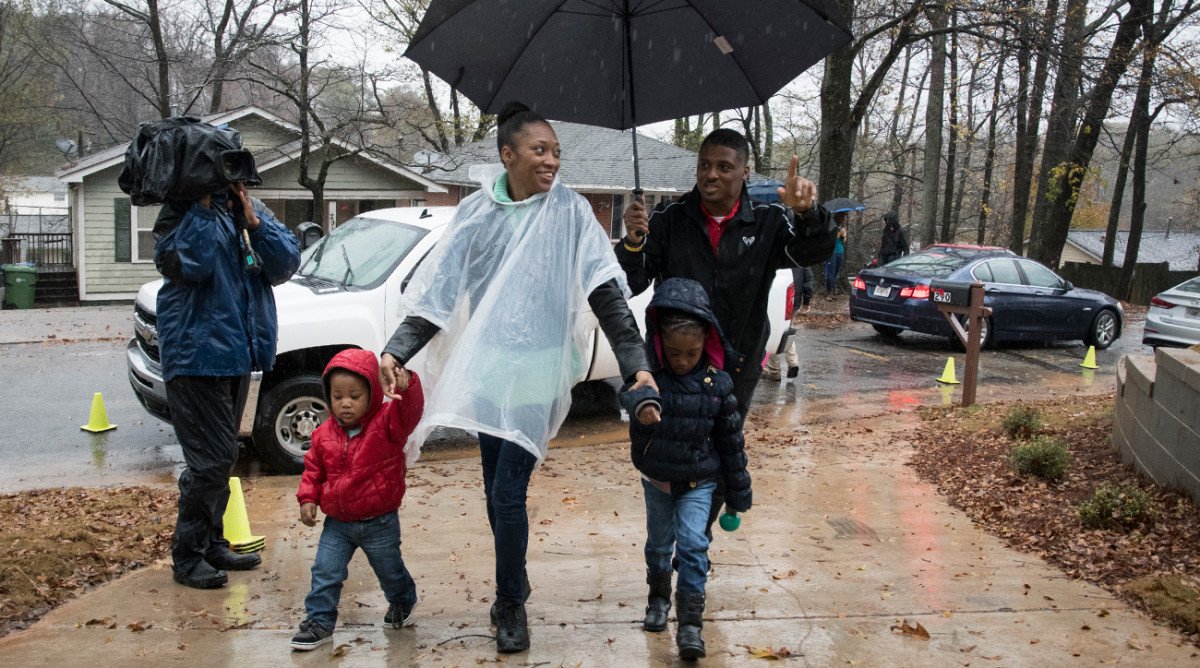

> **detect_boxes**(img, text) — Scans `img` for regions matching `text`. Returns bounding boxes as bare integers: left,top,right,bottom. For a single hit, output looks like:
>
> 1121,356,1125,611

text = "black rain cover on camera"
118,117,263,206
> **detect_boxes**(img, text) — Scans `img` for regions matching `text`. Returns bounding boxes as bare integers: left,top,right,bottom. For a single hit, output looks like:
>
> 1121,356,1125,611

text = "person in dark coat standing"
878,211,910,265
616,128,834,534
620,278,751,660
155,183,300,589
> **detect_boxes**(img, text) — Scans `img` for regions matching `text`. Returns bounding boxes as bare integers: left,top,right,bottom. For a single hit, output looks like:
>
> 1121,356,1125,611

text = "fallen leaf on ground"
890,620,930,639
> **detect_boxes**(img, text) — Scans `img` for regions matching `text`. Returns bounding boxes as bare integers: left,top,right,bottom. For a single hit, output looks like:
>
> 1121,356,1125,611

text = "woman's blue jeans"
825,251,845,293
479,433,538,601
304,512,417,629
643,478,716,594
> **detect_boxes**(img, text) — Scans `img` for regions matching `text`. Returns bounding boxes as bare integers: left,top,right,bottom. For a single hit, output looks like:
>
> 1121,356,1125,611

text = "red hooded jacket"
296,349,424,521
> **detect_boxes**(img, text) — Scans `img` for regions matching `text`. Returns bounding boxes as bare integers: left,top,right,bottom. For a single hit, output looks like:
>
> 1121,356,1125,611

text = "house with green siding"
55,106,446,302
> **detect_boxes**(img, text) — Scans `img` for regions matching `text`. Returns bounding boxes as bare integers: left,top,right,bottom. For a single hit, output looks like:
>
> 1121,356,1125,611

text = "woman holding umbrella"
378,102,656,654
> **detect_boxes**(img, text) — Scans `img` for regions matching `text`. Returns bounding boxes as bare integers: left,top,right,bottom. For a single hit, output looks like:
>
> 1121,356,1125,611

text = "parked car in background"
1142,275,1200,348
849,244,1123,349
128,205,795,473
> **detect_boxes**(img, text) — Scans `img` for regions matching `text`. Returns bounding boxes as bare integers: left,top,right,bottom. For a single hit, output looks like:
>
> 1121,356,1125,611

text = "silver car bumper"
126,338,262,437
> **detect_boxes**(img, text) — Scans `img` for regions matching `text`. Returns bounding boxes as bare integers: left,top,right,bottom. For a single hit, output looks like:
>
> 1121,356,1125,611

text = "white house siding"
81,164,160,299
1061,243,1100,265
257,154,420,192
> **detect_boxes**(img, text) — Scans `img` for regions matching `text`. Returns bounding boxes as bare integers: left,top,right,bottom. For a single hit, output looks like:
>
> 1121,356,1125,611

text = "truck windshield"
297,217,428,289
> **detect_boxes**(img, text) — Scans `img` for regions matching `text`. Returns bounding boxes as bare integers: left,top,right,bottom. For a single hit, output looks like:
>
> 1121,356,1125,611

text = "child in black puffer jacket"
620,277,752,661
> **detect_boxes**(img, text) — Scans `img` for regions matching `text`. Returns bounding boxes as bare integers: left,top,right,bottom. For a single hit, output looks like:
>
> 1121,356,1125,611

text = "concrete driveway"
0,302,1194,665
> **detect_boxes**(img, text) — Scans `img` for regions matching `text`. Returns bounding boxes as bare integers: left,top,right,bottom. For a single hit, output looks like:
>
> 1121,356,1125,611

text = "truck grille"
134,303,160,364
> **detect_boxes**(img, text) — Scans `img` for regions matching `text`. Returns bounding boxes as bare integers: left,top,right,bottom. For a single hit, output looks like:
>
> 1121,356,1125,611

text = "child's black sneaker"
290,619,332,651
385,599,417,628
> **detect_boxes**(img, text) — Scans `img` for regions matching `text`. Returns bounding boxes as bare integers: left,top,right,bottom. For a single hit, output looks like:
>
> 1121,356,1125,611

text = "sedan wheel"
1085,309,1119,350
950,314,992,351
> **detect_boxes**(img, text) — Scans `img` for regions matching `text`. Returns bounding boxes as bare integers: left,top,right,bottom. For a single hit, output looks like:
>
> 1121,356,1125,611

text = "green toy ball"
719,510,741,532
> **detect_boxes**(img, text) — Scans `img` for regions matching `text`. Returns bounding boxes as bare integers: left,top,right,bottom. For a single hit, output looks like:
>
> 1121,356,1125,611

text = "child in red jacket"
291,349,424,651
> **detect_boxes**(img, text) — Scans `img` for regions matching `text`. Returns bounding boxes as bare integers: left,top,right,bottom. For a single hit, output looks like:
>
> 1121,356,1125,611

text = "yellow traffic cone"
80,392,117,432
223,477,265,553
937,357,961,384
1080,346,1099,369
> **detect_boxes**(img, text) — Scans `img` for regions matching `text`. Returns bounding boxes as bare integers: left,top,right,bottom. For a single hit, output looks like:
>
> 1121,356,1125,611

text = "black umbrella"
404,0,851,192
822,197,866,213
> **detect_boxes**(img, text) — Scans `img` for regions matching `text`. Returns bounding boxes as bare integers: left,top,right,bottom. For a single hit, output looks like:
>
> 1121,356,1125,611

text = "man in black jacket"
616,129,835,421
878,211,910,265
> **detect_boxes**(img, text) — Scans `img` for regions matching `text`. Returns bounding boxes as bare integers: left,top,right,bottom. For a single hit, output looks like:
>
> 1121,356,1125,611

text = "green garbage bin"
3,264,37,309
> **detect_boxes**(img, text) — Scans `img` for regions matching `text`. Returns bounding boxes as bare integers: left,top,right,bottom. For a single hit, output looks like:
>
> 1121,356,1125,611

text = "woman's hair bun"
497,101,532,127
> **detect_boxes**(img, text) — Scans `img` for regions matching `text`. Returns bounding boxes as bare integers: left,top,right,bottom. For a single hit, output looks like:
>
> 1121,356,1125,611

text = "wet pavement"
0,302,1152,492
1,303,1195,665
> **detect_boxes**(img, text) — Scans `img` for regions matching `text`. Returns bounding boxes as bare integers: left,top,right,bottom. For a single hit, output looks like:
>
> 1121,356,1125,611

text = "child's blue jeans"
642,478,716,593
304,511,417,629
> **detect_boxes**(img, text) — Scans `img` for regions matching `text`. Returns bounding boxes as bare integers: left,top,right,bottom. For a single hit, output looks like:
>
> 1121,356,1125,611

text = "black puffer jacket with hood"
619,278,752,512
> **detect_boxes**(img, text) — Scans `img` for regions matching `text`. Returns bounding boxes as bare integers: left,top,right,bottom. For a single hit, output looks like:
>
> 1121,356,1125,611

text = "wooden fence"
1059,261,1196,305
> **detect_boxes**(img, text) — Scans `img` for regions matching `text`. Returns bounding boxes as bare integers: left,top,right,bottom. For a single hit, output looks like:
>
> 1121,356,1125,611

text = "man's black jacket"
616,185,836,359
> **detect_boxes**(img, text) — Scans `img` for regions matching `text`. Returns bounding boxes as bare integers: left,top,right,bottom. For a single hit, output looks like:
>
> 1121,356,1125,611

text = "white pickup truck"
127,205,794,473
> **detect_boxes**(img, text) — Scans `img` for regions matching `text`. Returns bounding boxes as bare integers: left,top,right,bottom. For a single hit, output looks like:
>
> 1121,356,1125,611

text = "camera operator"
154,182,300,589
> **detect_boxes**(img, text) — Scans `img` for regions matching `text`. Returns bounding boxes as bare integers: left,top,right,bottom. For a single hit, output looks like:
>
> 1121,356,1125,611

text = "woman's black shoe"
172,560,227,589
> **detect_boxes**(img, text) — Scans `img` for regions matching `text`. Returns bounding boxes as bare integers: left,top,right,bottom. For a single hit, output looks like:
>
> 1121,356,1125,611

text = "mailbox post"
930,279,991,406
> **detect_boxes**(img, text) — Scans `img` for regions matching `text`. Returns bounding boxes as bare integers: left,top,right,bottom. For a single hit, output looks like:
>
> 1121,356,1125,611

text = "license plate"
1187,306,1199,318
873,285,891,298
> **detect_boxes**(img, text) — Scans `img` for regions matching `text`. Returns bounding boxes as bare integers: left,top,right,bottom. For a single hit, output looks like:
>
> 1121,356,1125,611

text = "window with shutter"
114,197,132,262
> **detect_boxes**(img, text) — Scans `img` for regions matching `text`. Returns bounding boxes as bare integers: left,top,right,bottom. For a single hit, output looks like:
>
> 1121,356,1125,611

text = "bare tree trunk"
939,16,959,242
888,46,914,214
762,103,773,172
920,8,948,247
1102,123,1136,267
978,47,1006,245
1030,0,1145,267
1010,0,1060,254
1118,10,1159,299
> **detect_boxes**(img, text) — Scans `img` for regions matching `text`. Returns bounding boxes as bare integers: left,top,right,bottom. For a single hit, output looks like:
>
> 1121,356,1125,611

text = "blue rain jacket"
154,201,300,381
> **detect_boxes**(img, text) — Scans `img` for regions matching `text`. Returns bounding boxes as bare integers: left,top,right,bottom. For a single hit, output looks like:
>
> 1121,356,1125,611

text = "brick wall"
423,186,460,207
1113,348,1200,504
421,186,615,237
583,192,615,237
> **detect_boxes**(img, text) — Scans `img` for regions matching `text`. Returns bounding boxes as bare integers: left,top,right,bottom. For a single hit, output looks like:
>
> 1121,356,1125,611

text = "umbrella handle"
628,188,645,242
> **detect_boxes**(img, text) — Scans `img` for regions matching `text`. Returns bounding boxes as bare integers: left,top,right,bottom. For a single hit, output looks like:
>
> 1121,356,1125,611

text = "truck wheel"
253,374,327,474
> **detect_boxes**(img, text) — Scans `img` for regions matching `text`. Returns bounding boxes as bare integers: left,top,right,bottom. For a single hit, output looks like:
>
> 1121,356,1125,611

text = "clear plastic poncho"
401,164,628,465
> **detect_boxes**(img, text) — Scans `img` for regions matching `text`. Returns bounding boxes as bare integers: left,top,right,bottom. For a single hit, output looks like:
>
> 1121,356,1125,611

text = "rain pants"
386,164,640,464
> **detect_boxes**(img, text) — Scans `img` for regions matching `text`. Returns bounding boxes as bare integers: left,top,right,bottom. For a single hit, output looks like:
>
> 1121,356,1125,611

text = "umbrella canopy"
822,197,866,213
405,0,851,189
747,180,785,203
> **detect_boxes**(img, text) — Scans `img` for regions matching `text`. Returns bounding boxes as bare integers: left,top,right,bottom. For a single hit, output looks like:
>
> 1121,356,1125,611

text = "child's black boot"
490,596,530,653
675,590,706,659
643,570,672,632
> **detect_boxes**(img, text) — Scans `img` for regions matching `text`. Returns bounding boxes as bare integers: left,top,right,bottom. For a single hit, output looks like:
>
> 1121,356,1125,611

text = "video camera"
118,117,262,206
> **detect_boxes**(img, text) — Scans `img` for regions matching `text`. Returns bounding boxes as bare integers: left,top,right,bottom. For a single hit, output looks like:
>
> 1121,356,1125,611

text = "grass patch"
0,486,175,637
1008,435,1071,479
1126,575,1200,635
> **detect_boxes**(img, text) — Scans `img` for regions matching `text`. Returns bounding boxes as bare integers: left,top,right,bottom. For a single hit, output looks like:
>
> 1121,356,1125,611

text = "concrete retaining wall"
1114,348,1200,503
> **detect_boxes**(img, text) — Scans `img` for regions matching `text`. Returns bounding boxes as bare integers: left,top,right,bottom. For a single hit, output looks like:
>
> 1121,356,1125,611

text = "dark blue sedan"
848,244,1123,349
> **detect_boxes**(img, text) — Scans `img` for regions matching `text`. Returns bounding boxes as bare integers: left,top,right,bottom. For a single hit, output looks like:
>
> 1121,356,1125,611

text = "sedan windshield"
884,250,971,278
297,217,427,288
